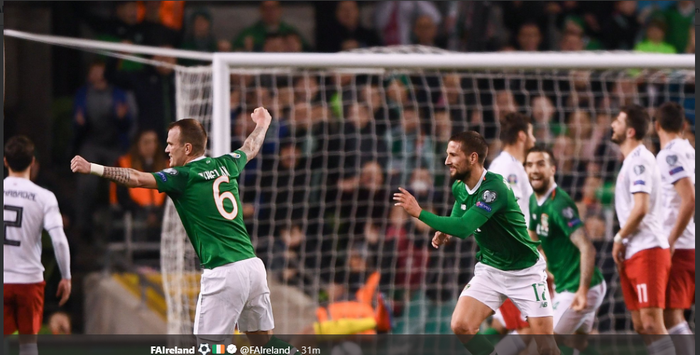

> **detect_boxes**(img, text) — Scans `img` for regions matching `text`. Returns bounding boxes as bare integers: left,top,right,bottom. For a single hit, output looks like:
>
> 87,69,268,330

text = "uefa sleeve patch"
476,201,492,212
156,172,167,182
669,166,685,176
633,180,645,186
567,218,582,227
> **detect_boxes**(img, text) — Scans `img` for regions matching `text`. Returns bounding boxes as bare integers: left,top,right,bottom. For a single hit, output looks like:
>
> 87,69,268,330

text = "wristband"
90,163,105,177
613,233,628,244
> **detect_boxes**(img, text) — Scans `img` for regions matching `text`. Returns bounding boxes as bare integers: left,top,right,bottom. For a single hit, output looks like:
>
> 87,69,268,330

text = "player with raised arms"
4,136,72,355
610,104,675,355
654,102,695,355
71,108,298,353
393,131,558,355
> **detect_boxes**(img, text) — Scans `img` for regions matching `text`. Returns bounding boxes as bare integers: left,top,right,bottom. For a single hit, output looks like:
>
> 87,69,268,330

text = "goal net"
163,49,695,335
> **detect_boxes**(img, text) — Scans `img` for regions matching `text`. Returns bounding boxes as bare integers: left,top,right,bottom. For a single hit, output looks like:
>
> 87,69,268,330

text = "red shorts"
619,248,671,311
666,249,695,309
4,282,45,335
499,299,529,330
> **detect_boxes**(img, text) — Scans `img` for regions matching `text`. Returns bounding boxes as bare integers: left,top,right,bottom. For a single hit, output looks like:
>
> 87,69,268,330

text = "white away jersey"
614,145,668,259
489,151,532,227
656,138,695,250
4,177,64,283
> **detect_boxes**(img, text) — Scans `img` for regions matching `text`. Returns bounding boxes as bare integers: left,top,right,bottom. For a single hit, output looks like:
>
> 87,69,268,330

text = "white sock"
668,322,695,355
19,343,38,355
646,336,676,355
494,330,527,355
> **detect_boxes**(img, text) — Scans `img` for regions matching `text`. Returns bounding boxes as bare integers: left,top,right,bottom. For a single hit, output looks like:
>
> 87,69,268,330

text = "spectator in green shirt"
634,19,676,54
232,1,310,52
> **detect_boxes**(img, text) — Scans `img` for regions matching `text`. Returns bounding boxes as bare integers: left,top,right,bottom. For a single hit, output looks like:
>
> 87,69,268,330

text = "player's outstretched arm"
70,155,157,189
238,107,272,163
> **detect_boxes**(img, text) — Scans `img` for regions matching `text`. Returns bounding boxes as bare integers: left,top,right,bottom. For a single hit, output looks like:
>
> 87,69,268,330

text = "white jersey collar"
186,155,207,165
536,183,558,207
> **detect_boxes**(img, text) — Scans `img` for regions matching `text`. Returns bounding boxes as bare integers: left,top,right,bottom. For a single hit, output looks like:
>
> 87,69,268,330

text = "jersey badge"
461,204,467,210
562,207,574,219
633,180,646,186
163,168,178,175
232,153,241,159
666,155,678,166
537,213,549,236
482,190,497,203
507,174,518,185
532,214,537,220
633,165,645,175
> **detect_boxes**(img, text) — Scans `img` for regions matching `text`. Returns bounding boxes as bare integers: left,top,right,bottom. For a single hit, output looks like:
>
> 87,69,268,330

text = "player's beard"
450,162,471,182
611,130,626,145
531,175,553,195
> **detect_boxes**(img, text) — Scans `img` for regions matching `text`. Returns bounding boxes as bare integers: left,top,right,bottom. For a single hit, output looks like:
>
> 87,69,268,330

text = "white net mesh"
163,58,695,334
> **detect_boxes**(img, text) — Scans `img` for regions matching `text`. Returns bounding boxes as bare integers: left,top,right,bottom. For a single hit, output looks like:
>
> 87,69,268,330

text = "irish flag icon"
212,345,226,354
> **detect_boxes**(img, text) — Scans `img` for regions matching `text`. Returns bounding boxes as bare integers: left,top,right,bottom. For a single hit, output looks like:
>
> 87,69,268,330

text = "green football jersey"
152,150,256,269
528,186,603,293
447,171,541,270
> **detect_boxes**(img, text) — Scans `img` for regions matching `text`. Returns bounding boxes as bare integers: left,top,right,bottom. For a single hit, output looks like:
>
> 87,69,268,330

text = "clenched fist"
70,155,91,174
251,107,272,128
432,231,452,249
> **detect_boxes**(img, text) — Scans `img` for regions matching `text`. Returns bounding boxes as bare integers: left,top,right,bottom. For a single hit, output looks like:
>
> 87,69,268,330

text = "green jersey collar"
465,169,488,195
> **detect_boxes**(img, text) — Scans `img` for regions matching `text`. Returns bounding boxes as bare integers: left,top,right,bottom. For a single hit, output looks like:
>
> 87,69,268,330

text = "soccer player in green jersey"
518,146,605,354
394,131,558,355
71,108,298,352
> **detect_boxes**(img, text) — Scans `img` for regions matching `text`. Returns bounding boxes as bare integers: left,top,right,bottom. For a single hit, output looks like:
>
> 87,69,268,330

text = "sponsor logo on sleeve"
669,166,685,176
633,180,646,186
476,201,492,212
633,165,645,175
156,172,167,182
567,218,582,227
666,155,678,166
482,190,497,203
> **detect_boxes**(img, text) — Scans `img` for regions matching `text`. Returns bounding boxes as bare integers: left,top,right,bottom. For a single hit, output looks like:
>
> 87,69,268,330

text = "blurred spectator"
317,1,381,53
515,22,542,51
107,46,178,144
339,161,391,238
531,96,557,144
180,8,224,66
73,61,133,233
374,1,441,46
388,105,436,186
559,31,585,51
263,32,286,53
686,26,695,53
440,1,506,52
412,14,445,48
232,1,309,52
601,1,642,50
110,130,167,240
293,76,322,104
561,15,603,50
654,0,695,53
284,33,304,53
566,111,595,161
634,20,676,54
139,0,180,47
137,1,186,31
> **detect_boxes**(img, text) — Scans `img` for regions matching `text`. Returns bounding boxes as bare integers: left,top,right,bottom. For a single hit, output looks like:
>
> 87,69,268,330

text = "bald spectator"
232,1,309,52
374,1,441,46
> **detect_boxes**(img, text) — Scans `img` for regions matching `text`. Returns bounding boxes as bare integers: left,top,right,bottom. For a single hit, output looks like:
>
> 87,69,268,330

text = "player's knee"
451,319,479,335
640,318,664,335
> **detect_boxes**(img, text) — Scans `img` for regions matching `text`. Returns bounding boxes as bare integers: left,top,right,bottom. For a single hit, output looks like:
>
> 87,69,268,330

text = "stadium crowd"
4,1,696,335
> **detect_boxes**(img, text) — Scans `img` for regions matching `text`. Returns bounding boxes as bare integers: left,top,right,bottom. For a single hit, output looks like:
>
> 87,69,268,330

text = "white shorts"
194,257,274,341
460,257,553,319
552,280,606,334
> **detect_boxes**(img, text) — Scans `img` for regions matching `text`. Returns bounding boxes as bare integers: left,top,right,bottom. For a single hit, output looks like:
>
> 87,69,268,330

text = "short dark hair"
4,135,35,172
620,104,650,140
168,119,208,156
449,131,489,165
499,112,531,146
526,145,557,168
655,102,685,133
